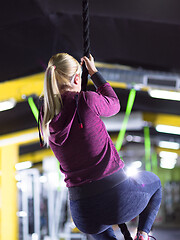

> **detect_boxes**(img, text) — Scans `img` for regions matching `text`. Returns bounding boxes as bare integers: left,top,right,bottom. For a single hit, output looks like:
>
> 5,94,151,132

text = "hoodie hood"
49,92,81,146
49,109,77,146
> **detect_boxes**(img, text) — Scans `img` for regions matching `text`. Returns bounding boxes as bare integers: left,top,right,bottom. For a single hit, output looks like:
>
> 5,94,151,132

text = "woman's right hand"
81,54,98,76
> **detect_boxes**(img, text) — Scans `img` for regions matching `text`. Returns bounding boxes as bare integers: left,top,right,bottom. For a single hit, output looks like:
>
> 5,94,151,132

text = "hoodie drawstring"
75,94,83,129
38,105,44,147
37,99,44,147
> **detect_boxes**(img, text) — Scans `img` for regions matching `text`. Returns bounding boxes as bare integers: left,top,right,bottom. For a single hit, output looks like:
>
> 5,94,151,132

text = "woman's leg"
134,172,162,235
70,171,162,238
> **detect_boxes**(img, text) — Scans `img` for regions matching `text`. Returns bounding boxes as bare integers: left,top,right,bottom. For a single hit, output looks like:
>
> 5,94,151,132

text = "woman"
40,53,162,240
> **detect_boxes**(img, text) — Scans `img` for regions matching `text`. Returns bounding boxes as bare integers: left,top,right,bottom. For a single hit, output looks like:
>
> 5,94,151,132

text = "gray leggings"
70,171,162,240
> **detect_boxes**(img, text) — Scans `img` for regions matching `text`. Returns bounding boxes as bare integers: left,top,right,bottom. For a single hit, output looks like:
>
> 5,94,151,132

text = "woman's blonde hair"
41,53,81,146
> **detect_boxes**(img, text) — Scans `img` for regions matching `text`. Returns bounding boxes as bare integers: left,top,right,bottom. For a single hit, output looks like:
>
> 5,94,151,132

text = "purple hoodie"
48,75,124,187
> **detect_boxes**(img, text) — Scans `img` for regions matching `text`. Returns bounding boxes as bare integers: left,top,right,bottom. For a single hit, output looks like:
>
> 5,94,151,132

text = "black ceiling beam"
36,0,180,25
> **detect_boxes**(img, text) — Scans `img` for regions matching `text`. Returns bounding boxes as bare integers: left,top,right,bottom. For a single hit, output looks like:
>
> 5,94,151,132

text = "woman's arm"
82,54,120,117
84,77,120,117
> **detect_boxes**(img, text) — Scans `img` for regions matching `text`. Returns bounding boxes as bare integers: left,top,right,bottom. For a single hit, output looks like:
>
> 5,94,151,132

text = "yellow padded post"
0,144,18,240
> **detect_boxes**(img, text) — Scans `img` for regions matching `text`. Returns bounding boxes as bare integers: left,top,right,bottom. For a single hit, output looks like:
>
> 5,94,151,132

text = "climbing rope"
81,0,90,91
81,1,133,238
118,223,133,240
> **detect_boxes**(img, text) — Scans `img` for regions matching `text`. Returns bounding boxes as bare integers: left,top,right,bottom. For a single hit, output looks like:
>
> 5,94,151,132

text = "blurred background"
0,0,180,239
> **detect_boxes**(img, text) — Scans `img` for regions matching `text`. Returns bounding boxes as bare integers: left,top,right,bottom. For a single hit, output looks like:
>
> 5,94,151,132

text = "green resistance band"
116,89,136,152
144,126,152,171
151,151,158,174
28,97,39,123
57,160,62,192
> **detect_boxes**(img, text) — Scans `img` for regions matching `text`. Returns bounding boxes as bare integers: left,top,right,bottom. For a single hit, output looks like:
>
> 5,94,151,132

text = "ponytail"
42,65,62,146
41,53,81,146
